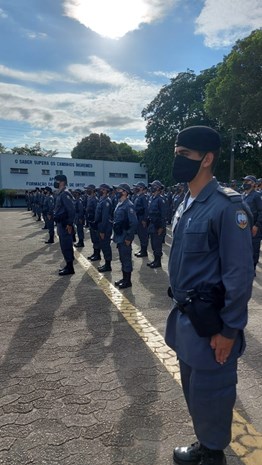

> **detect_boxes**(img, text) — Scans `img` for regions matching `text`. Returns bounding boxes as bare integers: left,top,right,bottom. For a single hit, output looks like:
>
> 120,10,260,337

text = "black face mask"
172,154,205,183
53,181,60,189
243,183,252,191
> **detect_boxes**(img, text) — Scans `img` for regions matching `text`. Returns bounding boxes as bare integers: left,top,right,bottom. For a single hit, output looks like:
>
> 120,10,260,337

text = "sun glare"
64,0,150,39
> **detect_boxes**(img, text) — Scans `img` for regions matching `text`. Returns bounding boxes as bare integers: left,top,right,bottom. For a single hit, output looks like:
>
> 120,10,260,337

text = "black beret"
176,126,221,152
55,174,67,184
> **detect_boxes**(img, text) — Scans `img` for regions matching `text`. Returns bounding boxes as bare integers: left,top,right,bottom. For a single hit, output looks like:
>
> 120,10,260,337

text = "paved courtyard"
0,209,262,465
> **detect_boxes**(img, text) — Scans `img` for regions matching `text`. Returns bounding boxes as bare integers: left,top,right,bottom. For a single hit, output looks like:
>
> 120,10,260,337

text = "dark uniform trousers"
117,242,132,272
179,358,237,450
57,223,74,263
99,230,112,261
252,234,261,267
46,216,54,238
149,228,165,258
90,228,100,250
136,221,148,249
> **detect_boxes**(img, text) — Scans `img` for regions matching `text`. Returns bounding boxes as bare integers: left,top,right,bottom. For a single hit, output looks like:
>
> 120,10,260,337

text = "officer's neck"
188,171,213,198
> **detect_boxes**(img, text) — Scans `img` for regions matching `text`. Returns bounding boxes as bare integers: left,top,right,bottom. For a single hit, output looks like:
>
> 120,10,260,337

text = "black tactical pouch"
184,294,223,337
113,222,123,235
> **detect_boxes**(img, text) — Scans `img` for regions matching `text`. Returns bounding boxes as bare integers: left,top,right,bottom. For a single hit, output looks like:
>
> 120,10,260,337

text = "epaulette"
217,185,241,202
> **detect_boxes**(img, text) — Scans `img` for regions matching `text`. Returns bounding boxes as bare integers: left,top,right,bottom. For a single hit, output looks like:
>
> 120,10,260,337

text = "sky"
0,0,261,157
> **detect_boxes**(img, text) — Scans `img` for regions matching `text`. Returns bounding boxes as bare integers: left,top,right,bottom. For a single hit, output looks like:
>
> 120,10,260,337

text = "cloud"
68,56,128,86
25,31,48,40
63,0,177,39
0,65,67,85
0,58,160,151
0,8,8,19
152,70,178,79
195,0,262,47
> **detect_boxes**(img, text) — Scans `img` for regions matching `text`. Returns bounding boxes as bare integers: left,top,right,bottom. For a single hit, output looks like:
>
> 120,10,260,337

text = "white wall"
0,154,148,190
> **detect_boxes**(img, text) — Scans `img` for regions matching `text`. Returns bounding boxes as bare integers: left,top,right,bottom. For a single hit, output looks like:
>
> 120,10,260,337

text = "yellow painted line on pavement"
75,248,262,465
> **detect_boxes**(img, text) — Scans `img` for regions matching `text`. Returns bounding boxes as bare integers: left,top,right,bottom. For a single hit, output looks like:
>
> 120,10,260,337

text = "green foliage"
71,133,142,162
141,69,217,184
0,189,6,207
11,142,58,157
0,143,9,154
205,29,262,132
141,30,262,184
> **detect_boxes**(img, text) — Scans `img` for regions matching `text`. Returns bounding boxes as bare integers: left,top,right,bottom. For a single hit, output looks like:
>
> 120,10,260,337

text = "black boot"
59,262,75,275
88,249,101,261
135,247,148,257
147,260,155,267
45,236,54,244
115,272,124,287
90,249,101,261
173,442,226,465
149,257,161,268
173,442,202,464
118,272,132,289
98,261,112,272
74,241,84,248
198,448,226,465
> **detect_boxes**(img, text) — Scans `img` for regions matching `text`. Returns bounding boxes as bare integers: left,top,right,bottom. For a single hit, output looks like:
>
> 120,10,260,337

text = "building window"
109,173,128,178
134,174,146,179
74,171,95,177
42,169,50,175
10,168,28,174
55,170,63,175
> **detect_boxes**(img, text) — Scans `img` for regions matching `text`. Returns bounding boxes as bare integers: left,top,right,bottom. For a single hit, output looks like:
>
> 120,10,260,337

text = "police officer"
73,189,85,248
147,180,166,268
85,184,101,261
133,182,149,257
53,174,76,275
165,126,254,465
95,184,113,272
113,183,138,289
44,187,55,244
242,175,262,271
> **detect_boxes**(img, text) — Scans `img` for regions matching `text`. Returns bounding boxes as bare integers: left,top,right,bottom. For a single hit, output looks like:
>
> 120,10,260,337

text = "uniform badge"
235,210,248,229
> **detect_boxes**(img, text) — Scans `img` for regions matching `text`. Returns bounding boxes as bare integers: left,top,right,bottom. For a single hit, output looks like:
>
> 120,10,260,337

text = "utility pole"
229,128,235,181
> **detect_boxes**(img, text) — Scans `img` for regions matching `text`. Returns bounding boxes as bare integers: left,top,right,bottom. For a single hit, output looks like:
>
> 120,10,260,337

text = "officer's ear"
201,151,214,169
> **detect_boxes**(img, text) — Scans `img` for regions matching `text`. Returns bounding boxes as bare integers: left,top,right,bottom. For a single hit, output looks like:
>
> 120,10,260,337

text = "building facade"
0,153,148,191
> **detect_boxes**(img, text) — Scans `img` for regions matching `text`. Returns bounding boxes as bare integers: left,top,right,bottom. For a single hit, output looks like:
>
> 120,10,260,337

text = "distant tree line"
0,142,58,157
71,133,143,163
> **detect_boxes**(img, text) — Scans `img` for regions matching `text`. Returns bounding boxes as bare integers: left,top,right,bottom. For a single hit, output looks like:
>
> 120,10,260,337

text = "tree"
11,142,58,157
205,29,262,133
141,69,218,185
0,143,10,153
204,30,262,179
71,133,142,162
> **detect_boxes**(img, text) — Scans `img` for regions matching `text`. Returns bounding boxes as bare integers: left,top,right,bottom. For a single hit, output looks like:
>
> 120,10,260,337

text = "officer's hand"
142,221,147,228
47,215,51,220
100,232,105,240
79,219,83,224
125,239,131,246
252,225,259,237
210,334,235,364
157,228,163,235
66,225,72,234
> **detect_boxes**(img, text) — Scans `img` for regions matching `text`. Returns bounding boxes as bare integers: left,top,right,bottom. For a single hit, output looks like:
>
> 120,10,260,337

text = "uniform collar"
185,177,218,204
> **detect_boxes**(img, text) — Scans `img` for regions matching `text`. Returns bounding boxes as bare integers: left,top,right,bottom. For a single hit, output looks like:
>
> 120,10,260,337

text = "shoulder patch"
217,185,241,202
235,210,248,229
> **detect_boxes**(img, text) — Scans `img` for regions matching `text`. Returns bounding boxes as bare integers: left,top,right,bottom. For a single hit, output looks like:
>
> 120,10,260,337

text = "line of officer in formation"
27,171,262,282
27,175,184,285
